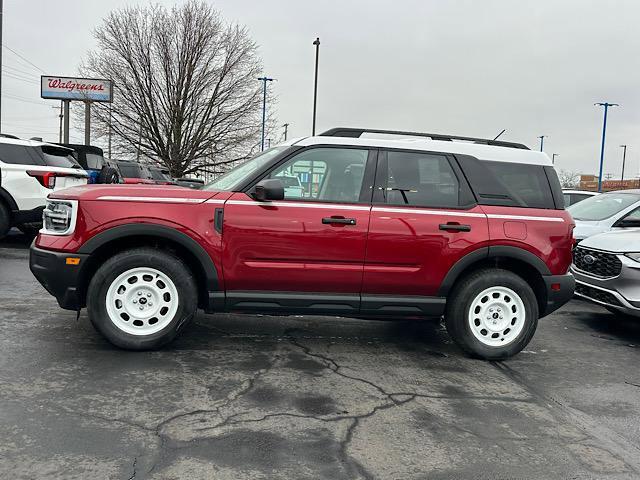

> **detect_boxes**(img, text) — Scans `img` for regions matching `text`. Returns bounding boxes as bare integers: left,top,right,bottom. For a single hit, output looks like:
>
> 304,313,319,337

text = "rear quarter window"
455,155,559,209
0,143,43,165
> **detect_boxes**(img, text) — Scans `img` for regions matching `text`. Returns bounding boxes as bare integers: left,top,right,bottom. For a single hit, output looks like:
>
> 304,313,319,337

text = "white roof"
0,136,70,150
562,189,599,195
289,135,552,166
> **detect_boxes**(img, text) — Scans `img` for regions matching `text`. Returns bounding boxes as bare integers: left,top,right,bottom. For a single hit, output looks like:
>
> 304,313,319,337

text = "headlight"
42,199,78,235
624,252,640,263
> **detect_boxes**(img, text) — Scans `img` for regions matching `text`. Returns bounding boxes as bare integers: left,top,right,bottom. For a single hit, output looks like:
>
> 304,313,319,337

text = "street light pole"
257,76,274,151
595,102,619,192
312,37,320,135
537,135,547,152
552,153,559,164
620,144,627,183
282,123,289,141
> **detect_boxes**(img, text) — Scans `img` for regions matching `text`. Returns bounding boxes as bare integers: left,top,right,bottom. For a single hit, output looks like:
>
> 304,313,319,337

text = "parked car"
572,229,640,318
568,190,640,241
175,177,204,189
58,144,121,184
149,166,176,185
562,189,599,207
30,127,575,359
274,174,304,197
116,160,155,184
0,136,88,239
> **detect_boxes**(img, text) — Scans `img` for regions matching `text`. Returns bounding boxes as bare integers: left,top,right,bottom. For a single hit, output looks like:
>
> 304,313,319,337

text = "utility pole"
53,103,63,143
552,153,559,164
84,101,91,145
620,144,627,182
108,103,113,160
0,0,4,132
595,102,619,192
62,100,70,143
537,135,547,152
257,76,274,151
282,123,289,141
312,37,320,135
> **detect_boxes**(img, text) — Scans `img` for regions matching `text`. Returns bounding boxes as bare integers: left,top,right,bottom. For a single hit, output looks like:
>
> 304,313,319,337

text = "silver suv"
572,229,640,317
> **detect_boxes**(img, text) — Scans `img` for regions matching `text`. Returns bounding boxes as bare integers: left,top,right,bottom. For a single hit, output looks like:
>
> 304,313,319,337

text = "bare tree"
81,1,268,177
557,169,581,189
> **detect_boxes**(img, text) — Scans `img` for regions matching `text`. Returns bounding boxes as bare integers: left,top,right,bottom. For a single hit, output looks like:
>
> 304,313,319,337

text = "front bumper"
541,273,575,317
571,256,640,317
29,242,88,310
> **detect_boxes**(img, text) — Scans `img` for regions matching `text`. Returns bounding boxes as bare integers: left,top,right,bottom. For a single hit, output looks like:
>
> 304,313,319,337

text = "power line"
2,44,46,74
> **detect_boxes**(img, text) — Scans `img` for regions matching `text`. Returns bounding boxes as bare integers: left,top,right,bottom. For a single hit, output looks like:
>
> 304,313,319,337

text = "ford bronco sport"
30,128,575,359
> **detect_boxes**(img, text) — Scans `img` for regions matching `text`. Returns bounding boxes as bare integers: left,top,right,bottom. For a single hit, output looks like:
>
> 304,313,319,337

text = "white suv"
0,136,88,239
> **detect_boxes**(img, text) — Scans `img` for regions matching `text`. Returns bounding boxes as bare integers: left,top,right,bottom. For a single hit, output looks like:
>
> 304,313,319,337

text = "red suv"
30,128,575,359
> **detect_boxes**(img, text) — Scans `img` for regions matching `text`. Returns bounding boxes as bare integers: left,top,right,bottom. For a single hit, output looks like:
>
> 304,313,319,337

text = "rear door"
362,149,488,313
222,146,375,312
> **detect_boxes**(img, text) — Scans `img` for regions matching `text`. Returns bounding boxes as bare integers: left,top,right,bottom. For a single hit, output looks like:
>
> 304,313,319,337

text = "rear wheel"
87,248,197,350
445,269,539,360
0,203,10,240
97,166,120,184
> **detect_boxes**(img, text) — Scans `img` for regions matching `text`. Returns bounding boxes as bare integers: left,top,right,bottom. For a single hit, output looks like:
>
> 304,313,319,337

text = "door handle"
439,222,471,232
322,216,357,225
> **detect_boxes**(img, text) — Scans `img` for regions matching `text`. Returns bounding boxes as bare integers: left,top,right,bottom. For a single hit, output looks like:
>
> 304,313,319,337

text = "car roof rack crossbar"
319,127,530,150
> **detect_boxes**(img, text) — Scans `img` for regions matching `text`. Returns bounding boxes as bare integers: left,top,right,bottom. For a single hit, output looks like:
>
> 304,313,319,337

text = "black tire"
445,268,539,360
17,223,41,236
97,166,120,184
0,203,10,240
87,248,197,350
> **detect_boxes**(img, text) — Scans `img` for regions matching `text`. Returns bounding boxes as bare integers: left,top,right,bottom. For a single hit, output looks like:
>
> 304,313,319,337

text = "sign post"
41,76,113,145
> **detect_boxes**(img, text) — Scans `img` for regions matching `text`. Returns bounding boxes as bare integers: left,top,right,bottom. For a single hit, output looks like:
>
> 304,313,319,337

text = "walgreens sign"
41,76,113,102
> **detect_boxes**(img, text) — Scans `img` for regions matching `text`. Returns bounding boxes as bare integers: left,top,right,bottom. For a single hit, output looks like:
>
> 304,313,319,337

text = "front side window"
269,148,368,203
382,151,461,208
118,164,142,178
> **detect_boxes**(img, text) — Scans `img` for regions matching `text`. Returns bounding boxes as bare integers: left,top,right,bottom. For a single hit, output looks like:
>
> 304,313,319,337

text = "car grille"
575,283,622,307
573,247,622,278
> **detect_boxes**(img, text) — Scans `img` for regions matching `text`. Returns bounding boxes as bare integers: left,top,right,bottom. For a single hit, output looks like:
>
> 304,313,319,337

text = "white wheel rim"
105,267,179,336
467,286,526,347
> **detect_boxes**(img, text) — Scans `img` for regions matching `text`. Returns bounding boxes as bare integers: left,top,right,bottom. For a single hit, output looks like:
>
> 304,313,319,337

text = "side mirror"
253,179,284,201
614,218,640,228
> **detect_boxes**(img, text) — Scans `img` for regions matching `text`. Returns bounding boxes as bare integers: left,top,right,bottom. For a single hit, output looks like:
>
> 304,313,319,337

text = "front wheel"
87,248,197,350
445,269,539,360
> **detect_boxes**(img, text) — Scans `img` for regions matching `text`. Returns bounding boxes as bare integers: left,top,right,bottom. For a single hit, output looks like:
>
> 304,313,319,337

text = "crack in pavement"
126,456,137,480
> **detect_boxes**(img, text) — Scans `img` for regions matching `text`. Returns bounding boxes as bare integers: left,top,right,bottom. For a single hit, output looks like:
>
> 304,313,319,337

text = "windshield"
203,147,288,191
150,168,172,181
568,192,640,221
119,164,143,178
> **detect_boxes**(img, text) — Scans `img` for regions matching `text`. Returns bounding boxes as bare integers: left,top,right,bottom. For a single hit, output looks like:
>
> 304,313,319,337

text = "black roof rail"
319,127,530,150
0,133,20,140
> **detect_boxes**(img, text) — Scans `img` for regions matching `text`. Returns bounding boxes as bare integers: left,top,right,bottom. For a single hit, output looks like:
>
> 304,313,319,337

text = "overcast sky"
3,0,640,177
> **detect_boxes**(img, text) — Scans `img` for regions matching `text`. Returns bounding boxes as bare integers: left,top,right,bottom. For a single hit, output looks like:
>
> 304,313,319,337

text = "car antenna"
493,129,506,141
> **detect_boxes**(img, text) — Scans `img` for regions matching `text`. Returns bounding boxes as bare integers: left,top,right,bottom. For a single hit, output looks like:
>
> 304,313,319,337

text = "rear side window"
380,150,469,208
40,146,80,169
0,143,42,165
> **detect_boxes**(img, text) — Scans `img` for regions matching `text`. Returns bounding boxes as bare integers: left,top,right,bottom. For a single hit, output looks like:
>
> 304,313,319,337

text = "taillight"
27,171,57,189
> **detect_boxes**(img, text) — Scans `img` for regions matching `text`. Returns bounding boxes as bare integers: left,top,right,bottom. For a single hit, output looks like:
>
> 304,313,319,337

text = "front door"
222,146,375,313
361,149,488,313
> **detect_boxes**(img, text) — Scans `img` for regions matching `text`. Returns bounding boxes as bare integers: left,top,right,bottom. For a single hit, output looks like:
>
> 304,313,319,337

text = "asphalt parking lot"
1,231,640,480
